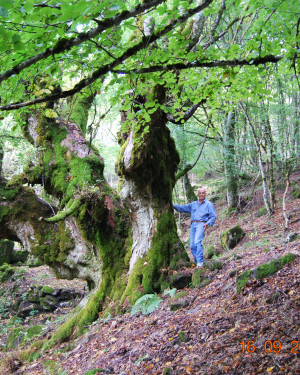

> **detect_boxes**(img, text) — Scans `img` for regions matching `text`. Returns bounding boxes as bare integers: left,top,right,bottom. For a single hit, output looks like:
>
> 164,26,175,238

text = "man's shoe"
196,263,203,268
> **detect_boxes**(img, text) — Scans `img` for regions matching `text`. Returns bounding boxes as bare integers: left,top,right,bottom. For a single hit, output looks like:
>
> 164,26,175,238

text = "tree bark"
117,85,189,302
223,110,239,209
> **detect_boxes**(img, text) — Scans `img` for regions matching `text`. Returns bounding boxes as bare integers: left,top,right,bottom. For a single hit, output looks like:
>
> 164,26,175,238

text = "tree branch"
0,0,166,84
176,124,209,180
167,101,204,124
0,0,215,111
114,54,284,75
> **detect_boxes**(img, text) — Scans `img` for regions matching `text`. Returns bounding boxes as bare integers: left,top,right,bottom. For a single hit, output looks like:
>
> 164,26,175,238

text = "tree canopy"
0,0,299,113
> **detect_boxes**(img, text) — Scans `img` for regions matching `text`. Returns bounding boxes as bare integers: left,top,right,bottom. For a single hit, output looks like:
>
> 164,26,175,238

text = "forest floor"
0,171,299,375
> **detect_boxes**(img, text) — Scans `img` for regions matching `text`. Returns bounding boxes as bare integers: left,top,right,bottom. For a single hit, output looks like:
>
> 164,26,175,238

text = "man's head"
197,187,207,202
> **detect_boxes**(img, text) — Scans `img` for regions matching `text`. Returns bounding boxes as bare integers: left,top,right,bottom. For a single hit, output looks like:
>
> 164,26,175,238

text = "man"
173,187,217,268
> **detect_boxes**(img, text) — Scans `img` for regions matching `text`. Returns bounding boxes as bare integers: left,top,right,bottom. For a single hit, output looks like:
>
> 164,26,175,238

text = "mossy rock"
220,225,246,250
40,295,57,311
169,272,192,290
253,253,296,280
12,250,29,264
236,253,296,293
169,300,189,311
236,269,252,294
83,369,106,374
192,268,211,289
203,260,223,271
40,285,55,296
205,245,220,259
0,263,15,282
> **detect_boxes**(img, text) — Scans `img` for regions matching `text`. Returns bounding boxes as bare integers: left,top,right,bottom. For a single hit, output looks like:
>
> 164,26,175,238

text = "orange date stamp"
240,340,300,354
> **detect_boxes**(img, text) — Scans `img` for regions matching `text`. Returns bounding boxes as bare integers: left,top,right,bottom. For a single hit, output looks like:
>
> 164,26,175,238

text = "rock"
40,295,57,311
169,272,192,290
236,253,297,294
220,225,246,250
205,245,221,259
17,301,42,318
203,260,222,271
169,300,189,311
192,268,211,289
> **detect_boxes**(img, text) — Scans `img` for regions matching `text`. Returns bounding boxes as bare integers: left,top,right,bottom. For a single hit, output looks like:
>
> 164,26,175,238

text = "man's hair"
197,187,207,193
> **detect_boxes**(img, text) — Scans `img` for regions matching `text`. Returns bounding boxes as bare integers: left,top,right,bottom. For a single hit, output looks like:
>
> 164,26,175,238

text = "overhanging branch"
114,54,284,75
0,0,166,85
0,0,215,111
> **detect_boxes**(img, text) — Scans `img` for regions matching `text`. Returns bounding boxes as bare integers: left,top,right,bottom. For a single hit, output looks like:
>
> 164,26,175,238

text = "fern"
163,288,177,298
131,294,162,316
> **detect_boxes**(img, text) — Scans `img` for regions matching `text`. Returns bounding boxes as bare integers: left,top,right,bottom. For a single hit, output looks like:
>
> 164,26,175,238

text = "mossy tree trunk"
0,90,131,340
0,85,189,343
117,85,189,303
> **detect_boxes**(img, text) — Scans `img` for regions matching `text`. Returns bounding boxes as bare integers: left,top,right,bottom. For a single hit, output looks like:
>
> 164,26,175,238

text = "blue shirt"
173,199,217,227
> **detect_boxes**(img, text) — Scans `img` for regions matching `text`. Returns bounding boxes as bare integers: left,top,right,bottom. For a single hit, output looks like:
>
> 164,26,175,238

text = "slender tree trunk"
240,102,273,214
183,173,197,202
223,110,239,209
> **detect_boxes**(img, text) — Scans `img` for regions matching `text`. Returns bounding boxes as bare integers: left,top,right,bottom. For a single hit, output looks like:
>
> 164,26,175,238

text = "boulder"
220,225,246,250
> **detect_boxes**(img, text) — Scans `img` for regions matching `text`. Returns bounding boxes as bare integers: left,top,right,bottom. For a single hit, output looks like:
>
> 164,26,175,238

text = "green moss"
83,370,105,375
40,286,54,295
203,260,223,271
6,327,23,349
173,291,187,299
0,263,15,282
205,245,220,259
192,268,211,289
255,253,296,279
220,225,246,250
26,325,43,339
0,239,14,265
5,325,43,349
141,212,188,294
68,93,94,135
236,269,252,294
0,205,10,222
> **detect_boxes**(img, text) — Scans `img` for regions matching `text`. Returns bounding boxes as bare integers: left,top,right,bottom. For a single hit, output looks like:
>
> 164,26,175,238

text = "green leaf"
131,294,162,316
163,288,177,298
0,6,8,17
0,0,13,9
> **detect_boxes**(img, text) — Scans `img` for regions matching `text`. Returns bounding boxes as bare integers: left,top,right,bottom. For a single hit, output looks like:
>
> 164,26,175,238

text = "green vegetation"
0,263,15,282
131,294,163,316
236,254,296,293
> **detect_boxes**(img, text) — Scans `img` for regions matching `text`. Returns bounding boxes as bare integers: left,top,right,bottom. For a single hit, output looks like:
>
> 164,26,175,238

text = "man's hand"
203,223,208,231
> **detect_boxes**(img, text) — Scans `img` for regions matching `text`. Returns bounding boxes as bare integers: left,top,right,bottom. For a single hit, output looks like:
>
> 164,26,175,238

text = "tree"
0,0,299,344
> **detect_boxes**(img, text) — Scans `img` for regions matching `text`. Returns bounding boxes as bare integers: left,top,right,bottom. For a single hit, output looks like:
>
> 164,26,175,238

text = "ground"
0,171,299,375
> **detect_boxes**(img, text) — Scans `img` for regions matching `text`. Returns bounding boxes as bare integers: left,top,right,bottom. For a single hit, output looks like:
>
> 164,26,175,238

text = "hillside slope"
1,171,299,375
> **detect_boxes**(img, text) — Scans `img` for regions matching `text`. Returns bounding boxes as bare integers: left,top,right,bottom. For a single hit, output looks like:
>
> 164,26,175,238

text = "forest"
0,0,299,374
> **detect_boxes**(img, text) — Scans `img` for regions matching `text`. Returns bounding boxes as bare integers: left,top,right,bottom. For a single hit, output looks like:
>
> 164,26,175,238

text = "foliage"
163,288,177,298
131,293,163,316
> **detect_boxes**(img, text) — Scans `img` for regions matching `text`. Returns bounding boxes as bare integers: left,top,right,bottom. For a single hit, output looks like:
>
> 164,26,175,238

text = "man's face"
198,190,206,201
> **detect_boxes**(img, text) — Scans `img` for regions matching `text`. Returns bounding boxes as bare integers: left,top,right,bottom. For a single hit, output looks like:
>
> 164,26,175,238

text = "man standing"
173,187,217,268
